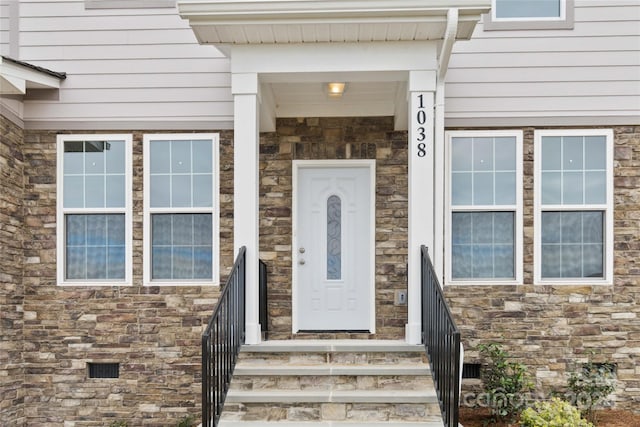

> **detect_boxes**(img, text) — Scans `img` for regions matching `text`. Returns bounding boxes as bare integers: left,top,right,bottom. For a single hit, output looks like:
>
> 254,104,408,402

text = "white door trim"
292,159,376,334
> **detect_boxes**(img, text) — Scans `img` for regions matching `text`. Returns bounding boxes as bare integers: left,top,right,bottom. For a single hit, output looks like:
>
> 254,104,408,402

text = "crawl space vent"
88,362,119,378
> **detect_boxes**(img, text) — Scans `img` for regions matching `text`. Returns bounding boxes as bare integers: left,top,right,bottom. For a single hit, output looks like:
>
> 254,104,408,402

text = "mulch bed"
459,407,640,427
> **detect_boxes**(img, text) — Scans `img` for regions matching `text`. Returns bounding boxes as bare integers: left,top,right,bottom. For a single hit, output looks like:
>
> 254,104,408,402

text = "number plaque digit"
413,93,430,159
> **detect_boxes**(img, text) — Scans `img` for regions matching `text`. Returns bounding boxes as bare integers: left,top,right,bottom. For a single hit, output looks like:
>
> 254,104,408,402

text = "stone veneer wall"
259,117,409,339
0,114,26,425
20,129,234,426
8,121,639,424
450,126,640,411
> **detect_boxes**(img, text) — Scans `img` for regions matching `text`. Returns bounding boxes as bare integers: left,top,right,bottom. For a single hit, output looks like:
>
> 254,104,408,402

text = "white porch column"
406,70,436,344
232,72,261,345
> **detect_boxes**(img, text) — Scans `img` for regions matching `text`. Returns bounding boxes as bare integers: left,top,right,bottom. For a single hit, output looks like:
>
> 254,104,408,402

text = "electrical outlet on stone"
395,290,407,305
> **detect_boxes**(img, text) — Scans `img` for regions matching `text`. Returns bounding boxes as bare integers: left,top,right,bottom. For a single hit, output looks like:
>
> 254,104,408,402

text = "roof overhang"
178,0,491,46
0,56,66,95
178,1,490,131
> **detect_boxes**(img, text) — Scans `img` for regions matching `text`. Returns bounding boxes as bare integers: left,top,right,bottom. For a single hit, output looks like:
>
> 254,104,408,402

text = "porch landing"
215,340,445,426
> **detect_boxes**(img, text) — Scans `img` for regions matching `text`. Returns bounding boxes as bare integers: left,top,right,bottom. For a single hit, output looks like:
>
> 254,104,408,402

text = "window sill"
144,281,220,287
534,279,613,286
57,281,132,287
445,279,522,287
483,17,574,31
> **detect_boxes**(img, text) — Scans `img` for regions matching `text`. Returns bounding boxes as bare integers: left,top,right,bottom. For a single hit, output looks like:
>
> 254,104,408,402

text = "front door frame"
292,159,376,334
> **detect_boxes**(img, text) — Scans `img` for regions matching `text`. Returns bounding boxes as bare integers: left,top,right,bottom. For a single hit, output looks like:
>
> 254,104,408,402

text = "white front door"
293,161,374,332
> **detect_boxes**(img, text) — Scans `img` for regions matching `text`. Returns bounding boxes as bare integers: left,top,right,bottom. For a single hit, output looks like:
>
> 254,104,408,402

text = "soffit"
178,0,491,45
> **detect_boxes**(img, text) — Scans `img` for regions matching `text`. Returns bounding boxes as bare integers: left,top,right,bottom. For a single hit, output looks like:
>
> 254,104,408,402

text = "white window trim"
56,134,133,286
143,133,220,286
534,129,614,286
484,0,574,31
444,130,523,286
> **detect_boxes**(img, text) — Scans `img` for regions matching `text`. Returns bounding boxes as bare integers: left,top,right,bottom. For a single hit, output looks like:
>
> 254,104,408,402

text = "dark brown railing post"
421,245,461,427
202,247,247,427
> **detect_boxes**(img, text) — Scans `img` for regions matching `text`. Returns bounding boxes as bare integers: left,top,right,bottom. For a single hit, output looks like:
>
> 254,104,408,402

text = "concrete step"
234,363,430,376
221,401,443,423
239,339,424,353
238,340,427,362
218,422,445,427
226,389,437,404
232,363,431,392
231,375,430,392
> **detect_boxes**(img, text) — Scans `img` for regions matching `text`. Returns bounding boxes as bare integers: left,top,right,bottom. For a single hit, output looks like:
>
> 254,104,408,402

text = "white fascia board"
0,58,63,95
260,71,408,84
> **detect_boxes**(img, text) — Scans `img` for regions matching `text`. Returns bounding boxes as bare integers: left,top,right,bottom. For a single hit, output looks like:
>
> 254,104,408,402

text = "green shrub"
108,422,128,427
176,414,195,427
567,358,616,424
478,343,534,423
520,398,593,427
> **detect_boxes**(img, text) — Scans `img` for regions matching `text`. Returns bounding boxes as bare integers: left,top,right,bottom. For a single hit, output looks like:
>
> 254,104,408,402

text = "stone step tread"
234,364,430,376
241,340,424,353
226,389,437,404
218,422,445,427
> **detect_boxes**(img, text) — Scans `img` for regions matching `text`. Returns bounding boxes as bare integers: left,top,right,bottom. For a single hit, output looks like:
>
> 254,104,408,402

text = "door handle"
299,247,305,253
299,259,306,265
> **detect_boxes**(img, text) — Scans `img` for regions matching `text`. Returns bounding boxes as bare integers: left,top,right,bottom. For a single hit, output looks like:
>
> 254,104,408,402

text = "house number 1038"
415,94,427,158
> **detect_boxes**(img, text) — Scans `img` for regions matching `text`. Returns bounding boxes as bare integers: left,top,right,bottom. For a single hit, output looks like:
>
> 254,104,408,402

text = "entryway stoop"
216,340,445,426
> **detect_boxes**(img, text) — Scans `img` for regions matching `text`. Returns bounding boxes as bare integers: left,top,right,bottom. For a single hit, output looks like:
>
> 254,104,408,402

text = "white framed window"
143,133,219,286
485,0,574,30
494,0,565,20
445,131,523,285
56,134,133,286
534,129,614,285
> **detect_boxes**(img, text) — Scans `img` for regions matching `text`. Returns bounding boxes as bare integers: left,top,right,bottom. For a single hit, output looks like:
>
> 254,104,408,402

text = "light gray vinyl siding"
0,4,7,57
446,0,640,126
11,0,639,128
18,0,232,129
0,1,13,56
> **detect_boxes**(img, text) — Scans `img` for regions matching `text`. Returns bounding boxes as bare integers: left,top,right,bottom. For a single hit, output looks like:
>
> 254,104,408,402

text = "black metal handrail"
202,246,246,427
259,259,268,339
421,245,461,427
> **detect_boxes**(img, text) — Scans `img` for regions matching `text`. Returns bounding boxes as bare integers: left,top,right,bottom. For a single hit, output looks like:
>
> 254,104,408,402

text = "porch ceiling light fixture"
327,82,346,98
